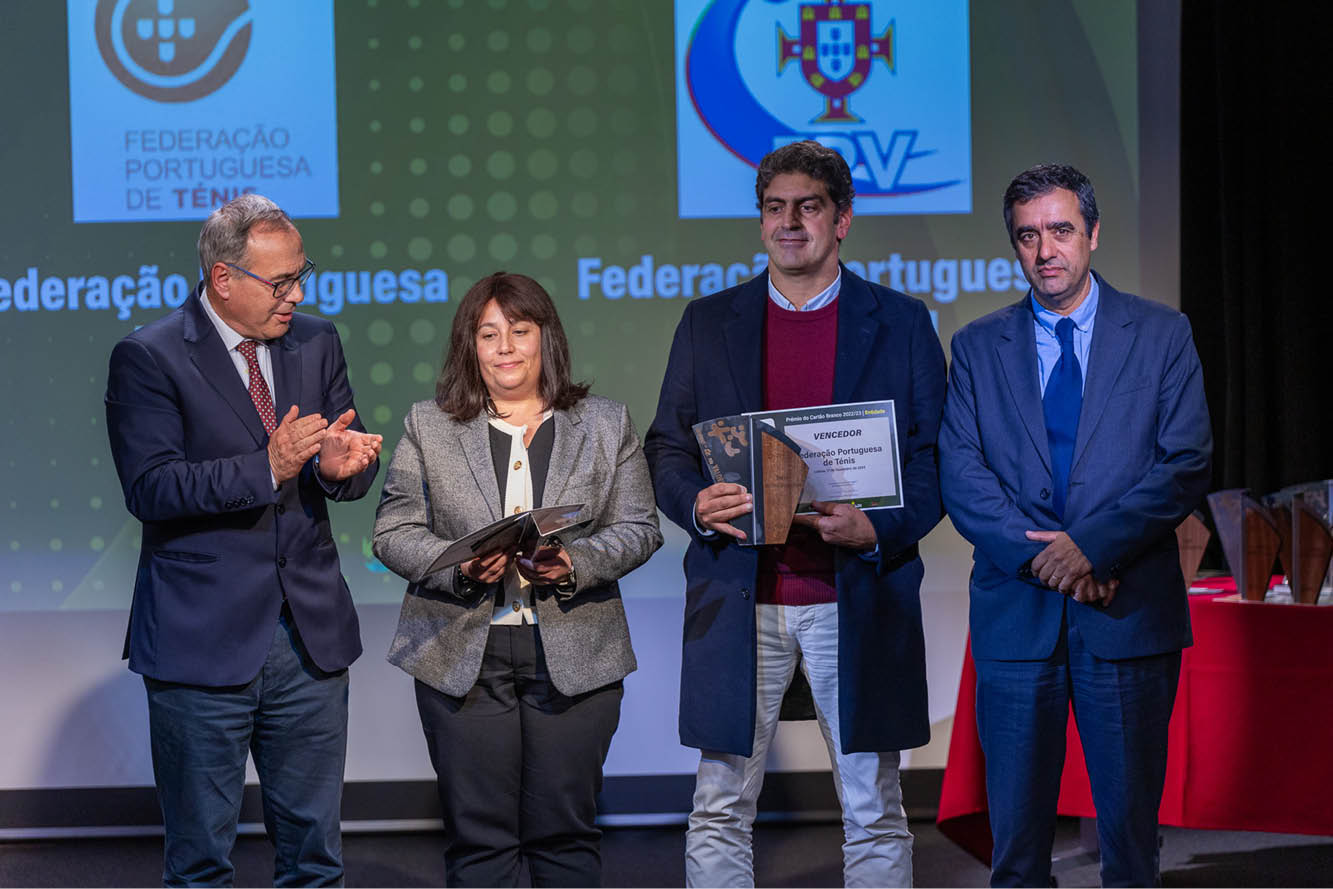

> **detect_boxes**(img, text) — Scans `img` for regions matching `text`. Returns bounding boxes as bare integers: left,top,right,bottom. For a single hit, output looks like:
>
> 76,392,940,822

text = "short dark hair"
1002,164,1099,245
435,272,589,422
755,140,855,215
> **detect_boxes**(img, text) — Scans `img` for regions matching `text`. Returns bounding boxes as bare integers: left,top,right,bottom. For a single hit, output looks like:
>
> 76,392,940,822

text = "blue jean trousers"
144,607,350,887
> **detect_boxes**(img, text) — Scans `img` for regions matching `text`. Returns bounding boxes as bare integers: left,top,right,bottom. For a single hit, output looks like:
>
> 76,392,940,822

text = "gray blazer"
374,394,662,696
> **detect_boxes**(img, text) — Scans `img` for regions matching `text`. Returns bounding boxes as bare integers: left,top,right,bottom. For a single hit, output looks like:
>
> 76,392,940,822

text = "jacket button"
740,588,750,599
278,556,287,568
1040,488,1051,500
276,504,285,515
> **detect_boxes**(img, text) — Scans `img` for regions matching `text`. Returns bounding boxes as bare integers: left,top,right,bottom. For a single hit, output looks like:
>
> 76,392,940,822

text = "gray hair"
197,193,295,277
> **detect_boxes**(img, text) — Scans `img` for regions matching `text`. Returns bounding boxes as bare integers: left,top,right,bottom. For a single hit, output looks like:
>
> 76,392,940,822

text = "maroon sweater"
758,297,839,605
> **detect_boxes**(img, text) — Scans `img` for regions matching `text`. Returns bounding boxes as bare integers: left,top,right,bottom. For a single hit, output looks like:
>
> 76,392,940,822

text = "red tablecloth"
936,579,1333,864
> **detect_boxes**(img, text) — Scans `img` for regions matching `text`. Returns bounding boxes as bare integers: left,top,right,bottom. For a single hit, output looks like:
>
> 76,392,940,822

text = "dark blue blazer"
644,268,946,756
105,286,377,686
939,274,1212,661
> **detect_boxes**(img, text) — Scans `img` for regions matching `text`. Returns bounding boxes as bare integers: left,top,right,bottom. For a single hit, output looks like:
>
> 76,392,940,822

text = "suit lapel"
542,408,586,507
721,275,767,409
1072,277,1135,473
833,270,879,402
995,299,1052,473
458,414,501,521
270,333,302,418
183,291,268,447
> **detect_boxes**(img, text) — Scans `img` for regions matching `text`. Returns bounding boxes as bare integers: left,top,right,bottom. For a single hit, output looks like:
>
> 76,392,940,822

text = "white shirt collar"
767,269,842,312
199,288,254,352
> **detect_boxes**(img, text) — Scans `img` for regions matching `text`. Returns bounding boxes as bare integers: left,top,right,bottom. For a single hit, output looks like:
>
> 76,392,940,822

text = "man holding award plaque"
645,141,947,887
940,165,1212,887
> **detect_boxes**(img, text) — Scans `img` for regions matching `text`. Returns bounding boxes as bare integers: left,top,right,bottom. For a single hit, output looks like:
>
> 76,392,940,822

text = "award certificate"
749,400,903,512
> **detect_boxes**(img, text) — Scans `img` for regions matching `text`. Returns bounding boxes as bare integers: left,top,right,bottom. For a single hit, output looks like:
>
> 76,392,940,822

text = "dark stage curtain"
1180,1,1332,496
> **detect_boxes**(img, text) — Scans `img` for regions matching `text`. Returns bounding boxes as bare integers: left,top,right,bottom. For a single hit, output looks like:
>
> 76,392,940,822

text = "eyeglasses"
226,258,315,300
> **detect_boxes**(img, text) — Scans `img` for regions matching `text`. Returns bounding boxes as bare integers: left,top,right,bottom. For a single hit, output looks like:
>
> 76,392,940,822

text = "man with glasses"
105,193,383,886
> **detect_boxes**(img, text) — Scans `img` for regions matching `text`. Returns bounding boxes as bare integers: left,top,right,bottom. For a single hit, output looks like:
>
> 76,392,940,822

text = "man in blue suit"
105,194,382,886
645,141,946,887
939,164,1212,887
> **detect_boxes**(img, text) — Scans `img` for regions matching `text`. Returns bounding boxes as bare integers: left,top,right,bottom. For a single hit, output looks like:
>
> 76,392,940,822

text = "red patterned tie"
236,340,278,434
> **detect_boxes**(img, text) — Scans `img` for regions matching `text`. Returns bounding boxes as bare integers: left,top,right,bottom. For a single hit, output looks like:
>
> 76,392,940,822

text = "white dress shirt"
199,290,276,396
199,290,280,489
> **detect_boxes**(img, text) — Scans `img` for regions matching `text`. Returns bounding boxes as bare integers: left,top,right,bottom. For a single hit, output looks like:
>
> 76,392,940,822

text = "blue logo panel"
675,0,971,218
68,0,339,222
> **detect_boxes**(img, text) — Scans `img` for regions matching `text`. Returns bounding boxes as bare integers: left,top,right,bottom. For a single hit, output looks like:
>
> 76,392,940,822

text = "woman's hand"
460,549,512,584
516,543,573,585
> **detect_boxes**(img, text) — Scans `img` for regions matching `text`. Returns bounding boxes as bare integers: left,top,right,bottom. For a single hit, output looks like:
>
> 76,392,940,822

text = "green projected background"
0,1,1152,611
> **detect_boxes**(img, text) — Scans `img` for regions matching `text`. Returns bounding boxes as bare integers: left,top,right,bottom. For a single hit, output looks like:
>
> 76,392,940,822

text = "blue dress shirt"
1031,274,1099,395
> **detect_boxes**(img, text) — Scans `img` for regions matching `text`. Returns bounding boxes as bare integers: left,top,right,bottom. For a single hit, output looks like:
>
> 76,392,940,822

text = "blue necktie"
1043,317,1082,519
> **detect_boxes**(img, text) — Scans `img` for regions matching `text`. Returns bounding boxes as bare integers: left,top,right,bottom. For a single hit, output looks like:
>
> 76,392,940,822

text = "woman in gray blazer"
372,272,662,888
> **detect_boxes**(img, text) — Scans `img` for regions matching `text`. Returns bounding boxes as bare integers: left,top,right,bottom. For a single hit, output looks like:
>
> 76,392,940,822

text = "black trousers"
415,625,623,888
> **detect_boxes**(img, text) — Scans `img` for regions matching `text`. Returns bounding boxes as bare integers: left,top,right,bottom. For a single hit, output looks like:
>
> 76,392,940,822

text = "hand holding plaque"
790,499,877,551
694,482,753,541
693,416,807,545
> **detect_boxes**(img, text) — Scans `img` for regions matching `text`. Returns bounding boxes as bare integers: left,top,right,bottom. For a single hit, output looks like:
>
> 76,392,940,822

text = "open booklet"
424,503,588,575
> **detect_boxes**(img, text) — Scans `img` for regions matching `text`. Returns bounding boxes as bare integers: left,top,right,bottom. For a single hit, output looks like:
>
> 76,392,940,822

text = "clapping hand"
268,406,328,483
316,409,383,481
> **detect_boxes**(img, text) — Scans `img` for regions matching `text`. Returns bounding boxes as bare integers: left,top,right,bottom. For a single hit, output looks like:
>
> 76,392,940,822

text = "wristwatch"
544,535,578,594
454,564,488,597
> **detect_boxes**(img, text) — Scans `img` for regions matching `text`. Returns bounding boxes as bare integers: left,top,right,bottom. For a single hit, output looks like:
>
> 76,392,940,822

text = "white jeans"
685,602,913,888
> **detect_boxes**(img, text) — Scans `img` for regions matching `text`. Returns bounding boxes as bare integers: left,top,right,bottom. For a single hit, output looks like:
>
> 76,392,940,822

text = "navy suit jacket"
644,267,946,756
105,287,377,686
939,274,1212,661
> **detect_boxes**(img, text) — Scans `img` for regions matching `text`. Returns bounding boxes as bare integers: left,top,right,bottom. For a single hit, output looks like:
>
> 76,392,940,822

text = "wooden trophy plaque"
1271,503,1295,582
1175,511,1211,587
1209,489,1280,601
693,415,809,546
1292,497,1333,605
1208,489,1247,596
1241,499,1281,601
756,425,809,546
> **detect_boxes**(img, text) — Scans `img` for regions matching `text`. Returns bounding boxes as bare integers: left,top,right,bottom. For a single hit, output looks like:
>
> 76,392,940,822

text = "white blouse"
487,412,552,625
